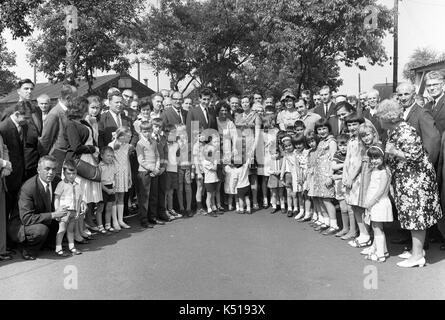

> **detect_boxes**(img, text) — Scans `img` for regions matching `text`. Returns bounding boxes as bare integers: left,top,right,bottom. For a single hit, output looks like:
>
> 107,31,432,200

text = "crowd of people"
1,70,445,269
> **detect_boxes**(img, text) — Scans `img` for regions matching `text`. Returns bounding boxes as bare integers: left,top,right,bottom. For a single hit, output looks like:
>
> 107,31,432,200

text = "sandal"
341,232,357,240
55,250,70,257
70,248,82,255
97,226,107,234
365,253,386,263
105,225,115,232
348,238,372,248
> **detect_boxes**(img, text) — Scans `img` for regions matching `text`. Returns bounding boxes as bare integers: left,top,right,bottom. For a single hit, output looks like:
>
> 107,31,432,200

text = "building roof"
411,58,445,72
0,74,155,105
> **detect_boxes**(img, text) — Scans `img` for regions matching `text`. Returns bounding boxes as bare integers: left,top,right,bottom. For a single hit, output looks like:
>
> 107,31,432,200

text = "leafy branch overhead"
25,0,145,92
130,0,392,97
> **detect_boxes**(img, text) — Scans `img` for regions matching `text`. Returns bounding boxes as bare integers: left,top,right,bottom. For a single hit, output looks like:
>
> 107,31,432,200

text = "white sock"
55,245,62,252
68,243,75,250
329,218,338,229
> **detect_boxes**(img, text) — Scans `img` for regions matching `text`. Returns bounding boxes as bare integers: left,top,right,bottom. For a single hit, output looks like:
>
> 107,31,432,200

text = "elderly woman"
276,91,300,131
235,95,262,210
376,99,442,268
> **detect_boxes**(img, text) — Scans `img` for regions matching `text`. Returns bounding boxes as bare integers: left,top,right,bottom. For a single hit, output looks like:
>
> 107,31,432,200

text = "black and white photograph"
1,0,445,303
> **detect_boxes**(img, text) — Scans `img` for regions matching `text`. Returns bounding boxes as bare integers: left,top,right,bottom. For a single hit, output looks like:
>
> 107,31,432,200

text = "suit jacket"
2,102,42,172
425,94,445,135
98,111,138,148
38,102,69,156
161,106,188,127
8,175,60,243
186,105,217,142
405,103,440,167
313,101,336,119
0,117,26,193
328,115,342,137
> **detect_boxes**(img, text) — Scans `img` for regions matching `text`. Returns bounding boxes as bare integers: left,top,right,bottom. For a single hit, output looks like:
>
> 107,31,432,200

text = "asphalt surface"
1,209,445,300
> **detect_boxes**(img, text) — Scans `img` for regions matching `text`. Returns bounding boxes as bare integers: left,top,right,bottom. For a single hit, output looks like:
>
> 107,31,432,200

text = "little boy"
165,124,181,219
136,121,160,228
54,160,85,257
177,126,193,217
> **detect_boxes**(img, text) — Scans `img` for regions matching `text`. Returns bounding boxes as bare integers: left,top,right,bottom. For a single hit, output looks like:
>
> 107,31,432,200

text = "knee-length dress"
387,121,442,230
343,137,367,207
365,168,393,222
312,135,336,198
306,149,317,196
294,149,308,193
108,142,132,193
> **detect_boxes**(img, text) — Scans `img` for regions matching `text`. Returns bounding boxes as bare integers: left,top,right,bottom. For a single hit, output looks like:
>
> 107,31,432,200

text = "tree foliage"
0,36,17,95
133,0,392,97
403,47,445,83
26,0,144,92
0,0,43,39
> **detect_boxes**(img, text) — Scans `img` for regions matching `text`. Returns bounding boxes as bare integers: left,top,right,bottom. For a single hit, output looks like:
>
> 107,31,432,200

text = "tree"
26,0,144,92
0,36,17,95
129,0,268,96
132,0,392,97
403,47,445,83
0,0,43,39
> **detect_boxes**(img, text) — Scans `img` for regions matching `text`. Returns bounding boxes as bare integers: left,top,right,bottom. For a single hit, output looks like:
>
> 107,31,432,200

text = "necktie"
45,183,51,207
116,116,122,128
176,108,183,124
204,107,209,123
325,104,329,116
17,126,23,143
72,184,77,211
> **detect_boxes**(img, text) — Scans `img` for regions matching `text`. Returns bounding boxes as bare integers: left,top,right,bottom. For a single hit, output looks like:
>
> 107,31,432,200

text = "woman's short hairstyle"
215,101,230,115
344,112,365,125
314,118,332,134
358,123,379,144
375,99,403,122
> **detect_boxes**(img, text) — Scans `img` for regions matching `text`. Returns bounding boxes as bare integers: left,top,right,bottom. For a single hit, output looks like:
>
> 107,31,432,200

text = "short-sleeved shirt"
100,161,117,185
55,180,83,211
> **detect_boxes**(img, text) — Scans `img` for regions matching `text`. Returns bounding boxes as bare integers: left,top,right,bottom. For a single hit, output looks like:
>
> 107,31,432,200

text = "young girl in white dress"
361,145,393,262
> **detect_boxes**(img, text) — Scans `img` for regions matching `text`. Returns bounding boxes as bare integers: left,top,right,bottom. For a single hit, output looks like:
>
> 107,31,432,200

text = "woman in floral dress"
376,99,442,268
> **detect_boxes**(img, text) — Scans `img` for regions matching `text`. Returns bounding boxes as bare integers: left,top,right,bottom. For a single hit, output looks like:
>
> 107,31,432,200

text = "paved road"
1,209,445,299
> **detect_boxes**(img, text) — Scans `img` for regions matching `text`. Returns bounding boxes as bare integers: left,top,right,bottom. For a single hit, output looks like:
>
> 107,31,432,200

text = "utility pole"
64,4,78,85
136,59,141,82
393,0,399,93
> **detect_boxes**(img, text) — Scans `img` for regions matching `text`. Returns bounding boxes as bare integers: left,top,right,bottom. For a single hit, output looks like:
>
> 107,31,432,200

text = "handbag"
75,158,101,182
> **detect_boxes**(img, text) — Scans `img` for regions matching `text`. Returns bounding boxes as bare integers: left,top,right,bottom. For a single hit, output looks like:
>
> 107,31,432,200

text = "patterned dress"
387,122,442,230
306,149,317,196
294,149,309,193
108,141,132,193
312,135,336,198
343,136,367,207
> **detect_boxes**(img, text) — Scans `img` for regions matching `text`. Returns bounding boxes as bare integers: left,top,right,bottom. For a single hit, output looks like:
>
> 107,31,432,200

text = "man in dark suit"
98,91,138,216
186,87,217,144
2,79,42,180
362,89,384,140
8,156,66,260
98,91,138,148
161,91,188,128
38,84,77,176
398,82,440,166
424,71,445,135
313,86,336,119
0,102,28,220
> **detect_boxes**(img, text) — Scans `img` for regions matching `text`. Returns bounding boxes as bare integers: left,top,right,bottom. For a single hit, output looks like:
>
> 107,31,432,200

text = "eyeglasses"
426,82,443,88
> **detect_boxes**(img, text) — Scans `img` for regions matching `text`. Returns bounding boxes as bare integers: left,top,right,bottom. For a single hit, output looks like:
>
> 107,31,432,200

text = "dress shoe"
322,227,340,236
150,219,165,225
396,257,426,268
6,248,16,255
398,250,425,259
55,250,71,257
158,214,172,222
141,222,154,229
0,254,13,261
119,222,131,229
207,212,218,217
74,239,89,245
21,250,36,260
186,210,194,217
270,208,279,214
390,238,411,245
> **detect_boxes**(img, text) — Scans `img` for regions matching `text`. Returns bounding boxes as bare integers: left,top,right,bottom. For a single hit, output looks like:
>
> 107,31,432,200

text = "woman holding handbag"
65,97,103,243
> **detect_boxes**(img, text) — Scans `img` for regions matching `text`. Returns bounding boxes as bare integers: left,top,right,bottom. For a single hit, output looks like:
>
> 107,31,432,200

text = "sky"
4,0,445,95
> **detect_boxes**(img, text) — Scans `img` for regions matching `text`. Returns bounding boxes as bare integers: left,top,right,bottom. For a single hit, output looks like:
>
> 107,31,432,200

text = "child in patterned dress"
292,134,309,220
108,126,133,230
280,135,300,218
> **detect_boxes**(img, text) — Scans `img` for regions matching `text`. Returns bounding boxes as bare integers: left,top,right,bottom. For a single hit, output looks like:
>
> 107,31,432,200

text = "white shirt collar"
39,177,52,195
403,102,415,120
10,116,21,131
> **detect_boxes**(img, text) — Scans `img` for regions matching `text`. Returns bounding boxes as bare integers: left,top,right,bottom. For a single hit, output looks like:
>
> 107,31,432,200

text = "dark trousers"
23,220,58,255
0,187,6,254
148,172,166,220
137,172,152,223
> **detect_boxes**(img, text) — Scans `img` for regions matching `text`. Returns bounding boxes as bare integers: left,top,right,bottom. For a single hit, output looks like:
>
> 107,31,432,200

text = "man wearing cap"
276,90,300,131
